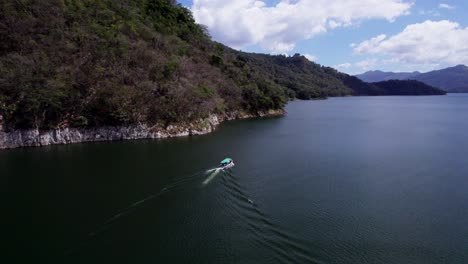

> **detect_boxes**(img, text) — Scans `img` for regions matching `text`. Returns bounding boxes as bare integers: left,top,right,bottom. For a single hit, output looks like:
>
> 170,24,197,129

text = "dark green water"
3,94,468,263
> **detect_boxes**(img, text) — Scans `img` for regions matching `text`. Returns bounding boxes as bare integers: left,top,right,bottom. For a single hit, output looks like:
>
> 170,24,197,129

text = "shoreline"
0,109,285,150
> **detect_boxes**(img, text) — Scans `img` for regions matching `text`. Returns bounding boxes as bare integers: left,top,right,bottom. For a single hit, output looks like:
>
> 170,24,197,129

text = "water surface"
3,94,468,263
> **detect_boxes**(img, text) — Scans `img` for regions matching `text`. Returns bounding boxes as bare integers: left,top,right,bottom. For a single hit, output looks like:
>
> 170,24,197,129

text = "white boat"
219,158,234,169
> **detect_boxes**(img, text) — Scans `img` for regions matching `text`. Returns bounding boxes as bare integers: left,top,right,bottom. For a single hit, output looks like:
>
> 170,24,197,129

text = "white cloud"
355,59,379,70
334,60,379,74
354,20,468,69
439,3,455,9
418,9,441,17
192,0,412,53
304,54,317,61
335,62,352,69
353,34,387,54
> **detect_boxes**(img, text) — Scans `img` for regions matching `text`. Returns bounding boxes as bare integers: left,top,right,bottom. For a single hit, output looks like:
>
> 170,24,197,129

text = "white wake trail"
202,168,221,185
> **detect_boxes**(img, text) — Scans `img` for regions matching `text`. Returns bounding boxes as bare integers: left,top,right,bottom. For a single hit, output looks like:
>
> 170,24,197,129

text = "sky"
177,0,468,74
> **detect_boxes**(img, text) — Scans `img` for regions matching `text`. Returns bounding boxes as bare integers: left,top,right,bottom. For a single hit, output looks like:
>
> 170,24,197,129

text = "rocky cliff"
0,110,284,149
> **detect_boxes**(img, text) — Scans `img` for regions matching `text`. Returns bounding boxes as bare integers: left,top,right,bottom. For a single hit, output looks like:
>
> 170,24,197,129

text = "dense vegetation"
0,0,447,131
0,0,288,130
412,65,468,93
356,65,468,93
372,80,446,95
235,53,353,99
356,70,421,83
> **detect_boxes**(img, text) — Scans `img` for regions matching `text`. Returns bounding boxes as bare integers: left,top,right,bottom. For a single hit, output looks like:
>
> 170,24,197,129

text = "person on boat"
220,158,233,168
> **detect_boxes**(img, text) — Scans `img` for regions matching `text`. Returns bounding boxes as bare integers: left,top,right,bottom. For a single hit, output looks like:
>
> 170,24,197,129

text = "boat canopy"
220,158,232,164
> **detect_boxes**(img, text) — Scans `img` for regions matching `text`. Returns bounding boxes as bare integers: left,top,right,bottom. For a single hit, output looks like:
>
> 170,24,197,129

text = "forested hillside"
0,0,289,131
0,0,446,132
373,80,446,95
236,53,353,99
413,65,468,93
356,70,421,83
356,65,468,93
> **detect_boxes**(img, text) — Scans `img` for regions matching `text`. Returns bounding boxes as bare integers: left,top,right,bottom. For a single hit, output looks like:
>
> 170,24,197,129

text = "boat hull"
220,162,234,170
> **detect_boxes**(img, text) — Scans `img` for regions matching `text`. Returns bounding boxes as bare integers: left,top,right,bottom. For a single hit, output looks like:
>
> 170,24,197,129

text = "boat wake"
220,170,324,264
83,164,229,242
66,163,323,264
65,167,210,256
202,158,234,185
205,168,218,173
203,168,222,185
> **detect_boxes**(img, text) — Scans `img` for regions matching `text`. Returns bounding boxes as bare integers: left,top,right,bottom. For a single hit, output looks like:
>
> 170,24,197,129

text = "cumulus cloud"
353,34,387,54
355,59,379,70
438,3,455,9
335,62,352,70
354,20,468,68
418,9,441,17
304,54,317,61
333,60,381,74
191,0,412,53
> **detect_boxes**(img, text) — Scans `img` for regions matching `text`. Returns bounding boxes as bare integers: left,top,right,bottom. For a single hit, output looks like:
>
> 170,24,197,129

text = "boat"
219,158,234,169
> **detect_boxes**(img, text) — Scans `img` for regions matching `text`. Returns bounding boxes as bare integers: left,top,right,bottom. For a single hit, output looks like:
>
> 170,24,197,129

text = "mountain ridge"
0,0,447,135
356,65,468,92
355,70,421,82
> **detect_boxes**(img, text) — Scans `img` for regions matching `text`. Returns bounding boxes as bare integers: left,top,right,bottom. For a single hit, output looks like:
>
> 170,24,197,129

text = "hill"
356,65,468,92
413,65,468,93
0,0,446,133
373,80,446,95
335,73,445,96
236,52,353,99
356,70,421,82
0,0,287,130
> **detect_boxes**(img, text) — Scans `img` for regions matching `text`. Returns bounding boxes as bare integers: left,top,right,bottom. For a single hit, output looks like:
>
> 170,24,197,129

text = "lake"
3,94,468,263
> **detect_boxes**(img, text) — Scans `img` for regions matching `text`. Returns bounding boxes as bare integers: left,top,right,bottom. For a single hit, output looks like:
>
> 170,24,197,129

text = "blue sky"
178,0,468,74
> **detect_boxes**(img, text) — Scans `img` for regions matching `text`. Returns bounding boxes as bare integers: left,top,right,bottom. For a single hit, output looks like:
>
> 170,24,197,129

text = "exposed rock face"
217,109,284,122
0,110,284,149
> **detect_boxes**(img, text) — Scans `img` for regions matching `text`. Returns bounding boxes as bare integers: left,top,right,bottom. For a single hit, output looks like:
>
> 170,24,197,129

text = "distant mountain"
333,73,445,96
413,65,468,93
355,65,468,93
356,70,421,82
372,80,446,95
0,0,448,132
